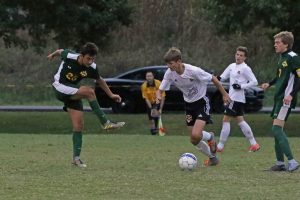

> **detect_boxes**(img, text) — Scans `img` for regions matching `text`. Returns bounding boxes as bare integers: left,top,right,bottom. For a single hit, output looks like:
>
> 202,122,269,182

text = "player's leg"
146,106,156,135
272,120,298,171
68,108,87,168
217,115,231,152
186,97,218,166
71,86,125,129
236,116,260,152
270,102,298,171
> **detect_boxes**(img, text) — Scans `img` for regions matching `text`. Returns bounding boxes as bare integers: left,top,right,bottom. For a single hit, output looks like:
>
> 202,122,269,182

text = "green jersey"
274,50,300,108
53,49,100,86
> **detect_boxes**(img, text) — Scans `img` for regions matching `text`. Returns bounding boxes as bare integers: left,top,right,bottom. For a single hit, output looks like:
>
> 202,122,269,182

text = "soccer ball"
178,153,198,170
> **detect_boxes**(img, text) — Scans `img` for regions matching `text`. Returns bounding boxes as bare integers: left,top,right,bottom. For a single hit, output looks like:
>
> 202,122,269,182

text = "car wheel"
111,95,136,113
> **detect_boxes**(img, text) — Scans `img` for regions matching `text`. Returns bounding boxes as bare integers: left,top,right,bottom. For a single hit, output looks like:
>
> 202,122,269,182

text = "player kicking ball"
216,46,260,153
48,42,125,167
156,47,230,166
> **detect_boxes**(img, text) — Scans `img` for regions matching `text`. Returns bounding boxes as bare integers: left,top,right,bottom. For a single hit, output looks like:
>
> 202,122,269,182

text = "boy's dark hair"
236,46,248,57
80,42,99,56
164,47,182,63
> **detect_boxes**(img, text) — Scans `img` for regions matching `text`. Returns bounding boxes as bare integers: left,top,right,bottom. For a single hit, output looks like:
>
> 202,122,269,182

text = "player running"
47,42,125,167
216,46,260,153
156,47,230,166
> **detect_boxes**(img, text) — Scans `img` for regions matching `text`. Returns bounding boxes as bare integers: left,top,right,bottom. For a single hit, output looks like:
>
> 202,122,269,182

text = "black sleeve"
290,76,300,97
268,77,277,87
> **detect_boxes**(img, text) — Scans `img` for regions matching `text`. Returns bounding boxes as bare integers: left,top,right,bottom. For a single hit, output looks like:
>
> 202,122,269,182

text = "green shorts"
271,100,291,121
52,86,83,112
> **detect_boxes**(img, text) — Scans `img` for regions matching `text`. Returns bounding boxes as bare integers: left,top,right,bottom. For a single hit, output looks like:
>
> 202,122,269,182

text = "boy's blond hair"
274,31,294,49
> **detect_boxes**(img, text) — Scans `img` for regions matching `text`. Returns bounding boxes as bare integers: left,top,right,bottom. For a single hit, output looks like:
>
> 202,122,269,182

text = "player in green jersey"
47,42,125,167
261,31,300,172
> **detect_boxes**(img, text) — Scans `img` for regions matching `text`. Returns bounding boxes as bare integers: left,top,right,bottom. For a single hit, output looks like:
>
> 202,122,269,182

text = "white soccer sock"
201,131,212,141
238,121,257,145
195,141,214,158
217,122,230,149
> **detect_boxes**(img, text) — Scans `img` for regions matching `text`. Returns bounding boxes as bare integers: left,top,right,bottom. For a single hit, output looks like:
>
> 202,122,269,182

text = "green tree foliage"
203,0,300,51
0,0,132,52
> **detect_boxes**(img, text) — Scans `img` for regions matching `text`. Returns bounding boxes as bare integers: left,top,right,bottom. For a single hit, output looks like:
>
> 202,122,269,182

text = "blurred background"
0,0,299,106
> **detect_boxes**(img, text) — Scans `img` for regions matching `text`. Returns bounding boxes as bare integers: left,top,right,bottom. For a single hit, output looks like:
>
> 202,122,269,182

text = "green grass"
1,112,300,136
1,134,300,200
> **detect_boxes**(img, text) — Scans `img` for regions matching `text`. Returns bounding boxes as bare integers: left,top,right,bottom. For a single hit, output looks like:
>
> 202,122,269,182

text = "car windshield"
117,66,167,81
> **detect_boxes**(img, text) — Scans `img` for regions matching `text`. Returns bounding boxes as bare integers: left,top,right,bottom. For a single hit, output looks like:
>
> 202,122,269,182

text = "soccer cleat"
207,132,217,155
268,164,286,172
204,156,219,166
248,143,260,152
72,159,87,168
103,120,125,130
287,162,299,172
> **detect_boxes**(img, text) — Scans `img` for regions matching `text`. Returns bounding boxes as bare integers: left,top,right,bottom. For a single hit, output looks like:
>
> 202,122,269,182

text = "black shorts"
185,96,212,126
52,86,83,112
224,101,244,117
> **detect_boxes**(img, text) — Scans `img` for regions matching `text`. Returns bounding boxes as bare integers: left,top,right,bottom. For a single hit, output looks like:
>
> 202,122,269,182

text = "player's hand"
47,54,54,61
223,93,231,105
155,96,161,104
283,95,292,106
232,83,241,90
260,83,269,91
110,94,122,103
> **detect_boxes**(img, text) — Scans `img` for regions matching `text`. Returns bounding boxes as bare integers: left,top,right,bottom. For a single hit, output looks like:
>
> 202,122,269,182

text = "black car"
95,66,264,113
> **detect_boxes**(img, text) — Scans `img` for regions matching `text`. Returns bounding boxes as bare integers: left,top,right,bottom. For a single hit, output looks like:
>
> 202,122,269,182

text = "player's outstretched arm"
212,76,231,104
261,77,277,91
96,78,121,103
47,49,63,61
156,90,164,104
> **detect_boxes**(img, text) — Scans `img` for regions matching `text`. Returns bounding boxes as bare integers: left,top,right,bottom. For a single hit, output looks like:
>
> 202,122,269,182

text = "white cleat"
103,120,125,130
72,159,87,168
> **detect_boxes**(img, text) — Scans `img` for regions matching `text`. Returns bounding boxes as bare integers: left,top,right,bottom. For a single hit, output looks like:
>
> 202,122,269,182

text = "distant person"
216,46,260,153
47,42,125,168
141,71,165,135
156,47,230,166
261,31,300,172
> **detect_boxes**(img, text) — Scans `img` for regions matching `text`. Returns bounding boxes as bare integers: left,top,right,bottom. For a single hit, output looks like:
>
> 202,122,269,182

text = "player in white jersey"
216,46,260,152
156,47,230,166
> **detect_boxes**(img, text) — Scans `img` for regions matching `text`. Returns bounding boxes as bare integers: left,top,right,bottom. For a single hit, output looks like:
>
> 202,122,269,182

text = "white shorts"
52,82,78,95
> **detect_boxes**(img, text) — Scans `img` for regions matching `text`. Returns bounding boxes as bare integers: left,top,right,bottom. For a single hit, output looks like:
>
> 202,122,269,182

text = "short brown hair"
164,47,182,63
274,31,294,49
80,42,99,56
236,46,248,57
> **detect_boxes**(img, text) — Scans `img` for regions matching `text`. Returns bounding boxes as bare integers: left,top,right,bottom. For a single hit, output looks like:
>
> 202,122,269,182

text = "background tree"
0,0,133,52
202,0,300,51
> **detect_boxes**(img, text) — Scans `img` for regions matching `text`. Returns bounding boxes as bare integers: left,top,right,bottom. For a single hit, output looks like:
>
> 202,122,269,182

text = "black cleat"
268,164,286,172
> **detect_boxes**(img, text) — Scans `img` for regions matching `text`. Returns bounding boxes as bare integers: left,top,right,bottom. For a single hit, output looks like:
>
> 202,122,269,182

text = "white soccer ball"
178,153,198,170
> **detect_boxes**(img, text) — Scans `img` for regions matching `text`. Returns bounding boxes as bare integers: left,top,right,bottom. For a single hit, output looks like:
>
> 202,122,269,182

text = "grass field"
1,112,300,199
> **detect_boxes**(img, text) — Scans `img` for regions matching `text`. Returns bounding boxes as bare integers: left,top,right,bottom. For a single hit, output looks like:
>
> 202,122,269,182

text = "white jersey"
159,63,213,103
220,62,258,103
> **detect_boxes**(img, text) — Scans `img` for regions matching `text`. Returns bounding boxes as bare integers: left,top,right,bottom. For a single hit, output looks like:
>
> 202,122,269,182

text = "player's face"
145,72,154,82
81,54,96,67
167,60,181,71
235,51,246,64
274,38,288,54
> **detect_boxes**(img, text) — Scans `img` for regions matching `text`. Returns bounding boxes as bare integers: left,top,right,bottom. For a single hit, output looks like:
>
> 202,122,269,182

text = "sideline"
1,106,300,113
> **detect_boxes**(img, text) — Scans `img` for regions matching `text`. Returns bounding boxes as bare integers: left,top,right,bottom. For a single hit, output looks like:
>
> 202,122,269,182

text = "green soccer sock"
73,132,82,158
272,125,294,160
89,100,108,125
274,137,284,162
